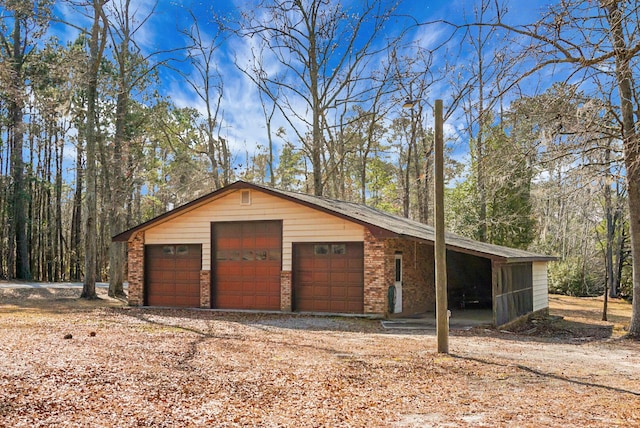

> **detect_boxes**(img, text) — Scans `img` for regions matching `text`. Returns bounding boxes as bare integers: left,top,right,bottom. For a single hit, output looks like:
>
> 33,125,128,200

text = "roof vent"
240,189,251,205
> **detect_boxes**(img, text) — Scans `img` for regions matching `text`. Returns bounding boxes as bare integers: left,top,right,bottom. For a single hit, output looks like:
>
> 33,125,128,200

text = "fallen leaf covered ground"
0,287,638,427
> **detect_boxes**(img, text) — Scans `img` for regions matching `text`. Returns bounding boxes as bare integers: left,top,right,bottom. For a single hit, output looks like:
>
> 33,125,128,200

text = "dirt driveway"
0,287,638,427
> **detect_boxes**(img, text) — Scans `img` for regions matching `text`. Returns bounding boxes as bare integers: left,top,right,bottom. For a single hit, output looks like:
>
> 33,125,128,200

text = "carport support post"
434,99,449,354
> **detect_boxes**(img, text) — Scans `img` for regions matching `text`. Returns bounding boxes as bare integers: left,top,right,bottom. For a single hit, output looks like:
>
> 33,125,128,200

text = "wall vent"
240,189,251,205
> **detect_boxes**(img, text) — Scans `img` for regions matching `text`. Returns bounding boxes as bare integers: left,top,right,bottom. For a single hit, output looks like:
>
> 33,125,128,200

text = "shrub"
548,258,598,297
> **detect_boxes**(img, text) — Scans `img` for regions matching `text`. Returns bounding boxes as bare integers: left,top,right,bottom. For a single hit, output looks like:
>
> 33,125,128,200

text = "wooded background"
0,0,637,334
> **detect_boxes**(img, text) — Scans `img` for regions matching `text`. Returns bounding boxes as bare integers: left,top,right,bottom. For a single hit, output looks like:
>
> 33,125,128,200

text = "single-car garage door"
212,221,282,310
293,242,364,313
145,244,201,307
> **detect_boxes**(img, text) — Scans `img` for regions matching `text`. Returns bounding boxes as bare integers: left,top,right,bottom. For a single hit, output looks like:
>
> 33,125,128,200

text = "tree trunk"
81,0,108,300
107,86,127,298
402,143,412,218
9,17,31,280
70,142,83,281
604,146,617,298
604,0,640,337
54,132,64,281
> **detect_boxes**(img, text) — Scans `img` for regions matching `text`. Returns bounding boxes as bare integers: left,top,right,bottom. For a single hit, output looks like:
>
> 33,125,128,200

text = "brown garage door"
145,244,201,307
212,221,282,310
293,242,364,313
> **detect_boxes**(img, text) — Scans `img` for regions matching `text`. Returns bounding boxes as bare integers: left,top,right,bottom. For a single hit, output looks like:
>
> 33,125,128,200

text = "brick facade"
363,229,386,315
127,231,145,306
384,239,436,316
280,271,292,312
200,270,211,308
127,228,436,317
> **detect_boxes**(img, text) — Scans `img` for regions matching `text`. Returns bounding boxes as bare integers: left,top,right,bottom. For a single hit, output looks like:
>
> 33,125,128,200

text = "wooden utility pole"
434,99,449,353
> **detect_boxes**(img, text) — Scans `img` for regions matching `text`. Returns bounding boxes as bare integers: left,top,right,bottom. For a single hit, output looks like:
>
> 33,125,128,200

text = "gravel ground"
1,287,639,427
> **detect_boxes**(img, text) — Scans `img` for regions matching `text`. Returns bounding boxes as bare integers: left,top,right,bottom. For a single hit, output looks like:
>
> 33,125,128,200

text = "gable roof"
113,180,555,263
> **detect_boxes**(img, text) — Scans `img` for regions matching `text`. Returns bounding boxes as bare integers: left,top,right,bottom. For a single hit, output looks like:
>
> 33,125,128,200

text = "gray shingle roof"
258,183,555,263
114,180,555,263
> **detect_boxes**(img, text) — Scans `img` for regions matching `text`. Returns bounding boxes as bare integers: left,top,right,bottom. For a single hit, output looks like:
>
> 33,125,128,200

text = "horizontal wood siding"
144,189,365,270
532,261,549,311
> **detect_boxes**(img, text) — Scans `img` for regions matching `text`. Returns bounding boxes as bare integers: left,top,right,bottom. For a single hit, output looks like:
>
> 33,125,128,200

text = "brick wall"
385,239,435,316
127,231,145,306
200,270,211,308
363,229,386,315
280,271,292,311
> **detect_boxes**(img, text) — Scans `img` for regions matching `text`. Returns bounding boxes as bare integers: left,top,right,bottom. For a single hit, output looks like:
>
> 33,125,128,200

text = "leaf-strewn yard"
1,287,639,427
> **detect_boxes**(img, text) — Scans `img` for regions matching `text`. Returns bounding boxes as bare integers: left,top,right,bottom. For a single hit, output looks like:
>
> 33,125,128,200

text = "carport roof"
113,180,556,263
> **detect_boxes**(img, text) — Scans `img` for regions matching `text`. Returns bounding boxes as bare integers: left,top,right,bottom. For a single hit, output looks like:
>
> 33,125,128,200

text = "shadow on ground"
0,287,125,313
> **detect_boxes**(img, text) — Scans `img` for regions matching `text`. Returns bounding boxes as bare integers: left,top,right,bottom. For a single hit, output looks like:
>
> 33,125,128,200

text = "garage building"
113,181,555,326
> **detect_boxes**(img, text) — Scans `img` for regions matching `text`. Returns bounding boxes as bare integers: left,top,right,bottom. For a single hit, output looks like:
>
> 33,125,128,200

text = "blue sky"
47,0,558,174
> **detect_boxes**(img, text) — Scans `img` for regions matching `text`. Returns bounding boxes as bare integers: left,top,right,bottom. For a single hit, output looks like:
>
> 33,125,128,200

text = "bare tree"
177,9,230,189
452,0,640,337
236,0,397,196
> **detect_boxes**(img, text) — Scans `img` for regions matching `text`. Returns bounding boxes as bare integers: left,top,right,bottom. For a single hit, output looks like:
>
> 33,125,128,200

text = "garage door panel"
255,237,274,247
297,299,324,312
313,259,330,269
268,296,280,308
242,265,257,276
269,266,282,276
148,259,173,269
151,284,175,294
147,271,173,283
175,271,196,281
315,271,330,282
147,296,168,307
218,223,242,237
218,263,242,276
298,259,315,270
145,244,201,308
176,285,199,294
314,286,330,297
243,295,256,307
297,271,313,282
252,295,269,308
250,280,265,289
331,286,348,298
347,272,362,282
330,259,348,269
312,300,330,311
217,295,243,308
213,221,282,310
176,259,200,270
348,259,363,269
255,265,273,276
293,242,364,314
174,296,197,307
331,301,347,312
330,272,347,283
296,287,314,298
147,271,169,282
346,286,362,297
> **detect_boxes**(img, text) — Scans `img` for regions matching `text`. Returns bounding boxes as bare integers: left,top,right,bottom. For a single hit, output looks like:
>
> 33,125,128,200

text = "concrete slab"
382,309,493,330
